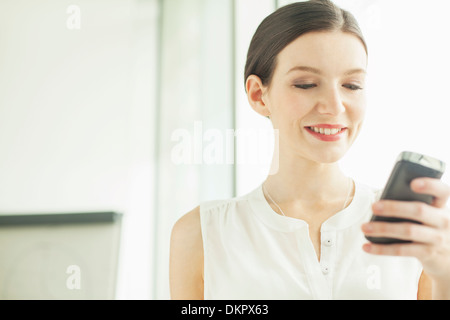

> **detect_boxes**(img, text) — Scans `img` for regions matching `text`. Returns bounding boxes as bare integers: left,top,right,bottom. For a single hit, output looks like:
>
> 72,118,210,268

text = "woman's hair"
244,0,367,90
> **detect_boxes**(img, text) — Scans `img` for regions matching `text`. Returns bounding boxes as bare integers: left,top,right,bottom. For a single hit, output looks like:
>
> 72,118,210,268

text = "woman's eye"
343,84,363,91
294,84,317,90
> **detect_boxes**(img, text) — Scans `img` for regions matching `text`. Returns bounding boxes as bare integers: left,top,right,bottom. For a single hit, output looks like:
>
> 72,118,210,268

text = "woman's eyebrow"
286,66,366,76
344,68,366,76
286,66,322,75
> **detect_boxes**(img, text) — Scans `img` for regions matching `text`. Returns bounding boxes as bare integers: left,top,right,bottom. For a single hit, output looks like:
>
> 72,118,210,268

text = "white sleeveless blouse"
199,181,423,300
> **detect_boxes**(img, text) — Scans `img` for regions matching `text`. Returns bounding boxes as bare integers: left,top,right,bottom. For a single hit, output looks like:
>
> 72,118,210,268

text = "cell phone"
365,151,446,245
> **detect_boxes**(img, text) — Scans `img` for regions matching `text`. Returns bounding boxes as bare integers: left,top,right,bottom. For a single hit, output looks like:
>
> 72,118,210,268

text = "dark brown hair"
244,0,367,90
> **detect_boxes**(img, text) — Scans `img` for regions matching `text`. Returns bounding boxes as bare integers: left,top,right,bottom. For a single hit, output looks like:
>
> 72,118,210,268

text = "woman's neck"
264,151,351,209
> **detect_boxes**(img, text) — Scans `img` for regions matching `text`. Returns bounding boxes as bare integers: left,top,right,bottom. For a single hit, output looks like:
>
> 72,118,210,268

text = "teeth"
310,127,343,135
330,128,339,135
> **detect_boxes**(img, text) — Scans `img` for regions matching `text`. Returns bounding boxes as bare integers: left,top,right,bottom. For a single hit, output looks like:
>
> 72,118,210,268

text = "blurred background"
0,0,449,299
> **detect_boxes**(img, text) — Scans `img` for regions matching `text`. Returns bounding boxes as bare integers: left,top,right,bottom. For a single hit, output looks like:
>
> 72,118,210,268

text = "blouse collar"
247,180,377,233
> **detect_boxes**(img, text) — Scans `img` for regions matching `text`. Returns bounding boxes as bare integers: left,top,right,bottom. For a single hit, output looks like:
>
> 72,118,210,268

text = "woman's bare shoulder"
172,206,201,234
169,206,204,299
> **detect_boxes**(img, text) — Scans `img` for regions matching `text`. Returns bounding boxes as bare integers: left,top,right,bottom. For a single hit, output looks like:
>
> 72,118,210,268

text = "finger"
362,221,442,245
363,242,428,259
411,178,450,208
372,200,448,229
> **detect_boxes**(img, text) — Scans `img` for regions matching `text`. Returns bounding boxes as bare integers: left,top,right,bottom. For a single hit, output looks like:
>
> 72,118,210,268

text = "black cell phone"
365,151,446,245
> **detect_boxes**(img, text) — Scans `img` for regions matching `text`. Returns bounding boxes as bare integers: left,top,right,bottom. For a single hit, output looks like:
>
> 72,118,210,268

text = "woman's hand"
361,178,450,298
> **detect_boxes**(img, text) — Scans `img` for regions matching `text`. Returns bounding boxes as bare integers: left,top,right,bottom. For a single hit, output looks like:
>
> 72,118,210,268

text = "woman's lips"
305,125,348,142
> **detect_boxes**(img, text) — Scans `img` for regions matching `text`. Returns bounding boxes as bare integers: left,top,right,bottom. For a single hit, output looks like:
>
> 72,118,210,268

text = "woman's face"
263,31,368,164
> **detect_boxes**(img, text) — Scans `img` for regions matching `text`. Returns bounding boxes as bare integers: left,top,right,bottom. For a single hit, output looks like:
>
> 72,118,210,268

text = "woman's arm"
169,206,204,300
418,271,432,300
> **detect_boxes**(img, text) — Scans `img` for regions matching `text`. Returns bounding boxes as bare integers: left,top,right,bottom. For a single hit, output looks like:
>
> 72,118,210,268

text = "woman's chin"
301,147,348,164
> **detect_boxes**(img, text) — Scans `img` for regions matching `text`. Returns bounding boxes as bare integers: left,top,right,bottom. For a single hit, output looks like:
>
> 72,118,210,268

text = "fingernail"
363,243,372,252
413,179,425,189
373,202,383,212
362,223,373,233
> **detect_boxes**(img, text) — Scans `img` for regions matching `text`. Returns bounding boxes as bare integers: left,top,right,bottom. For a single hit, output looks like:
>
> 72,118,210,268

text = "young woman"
169,0,450,300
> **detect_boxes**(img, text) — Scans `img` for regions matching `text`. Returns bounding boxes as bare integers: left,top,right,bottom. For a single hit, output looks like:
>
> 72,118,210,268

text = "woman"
170,0,450,300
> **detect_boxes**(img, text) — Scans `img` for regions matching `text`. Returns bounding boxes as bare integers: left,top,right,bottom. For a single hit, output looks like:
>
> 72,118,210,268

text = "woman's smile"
305,125,348,142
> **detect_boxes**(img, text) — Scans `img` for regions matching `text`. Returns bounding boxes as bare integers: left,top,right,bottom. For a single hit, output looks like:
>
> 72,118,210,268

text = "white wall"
0,0,158,299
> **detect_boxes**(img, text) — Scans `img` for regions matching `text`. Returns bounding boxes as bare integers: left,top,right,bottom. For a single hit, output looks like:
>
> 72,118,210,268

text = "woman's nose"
315,87,346,115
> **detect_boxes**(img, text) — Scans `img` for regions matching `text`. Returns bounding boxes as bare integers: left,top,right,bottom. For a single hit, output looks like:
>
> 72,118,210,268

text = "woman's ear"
246,75,271,118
